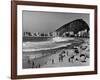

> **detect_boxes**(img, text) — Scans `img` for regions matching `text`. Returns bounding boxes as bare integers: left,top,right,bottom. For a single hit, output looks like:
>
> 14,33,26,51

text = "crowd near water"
22,38,89,69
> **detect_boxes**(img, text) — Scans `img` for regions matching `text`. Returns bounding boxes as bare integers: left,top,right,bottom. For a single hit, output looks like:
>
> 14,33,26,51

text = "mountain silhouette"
56,19,89,36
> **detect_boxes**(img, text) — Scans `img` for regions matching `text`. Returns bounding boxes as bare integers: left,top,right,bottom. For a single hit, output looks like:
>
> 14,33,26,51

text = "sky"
22,10,89,33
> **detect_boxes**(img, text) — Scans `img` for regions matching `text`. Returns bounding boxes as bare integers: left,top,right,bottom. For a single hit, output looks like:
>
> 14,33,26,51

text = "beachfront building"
23,32,32,37
62,31,74,37
52,32,59,37
62,29,89,38
77,29,89,37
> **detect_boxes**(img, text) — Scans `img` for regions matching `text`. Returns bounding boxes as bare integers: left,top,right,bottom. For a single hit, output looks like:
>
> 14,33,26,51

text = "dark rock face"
56,19,89,36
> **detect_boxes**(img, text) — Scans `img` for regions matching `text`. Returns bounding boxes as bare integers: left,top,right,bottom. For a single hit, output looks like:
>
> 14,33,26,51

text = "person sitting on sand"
80,54,86,62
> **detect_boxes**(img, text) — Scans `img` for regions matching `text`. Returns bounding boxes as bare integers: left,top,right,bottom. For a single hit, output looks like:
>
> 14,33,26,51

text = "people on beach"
52,59,54,64
59,50,66,62
74,48,79,55
66,50,69,56
28,58,30,64
38,64,41,68
68,55,75,62
80,54,86,62
24,44,89,68
32,61,35,68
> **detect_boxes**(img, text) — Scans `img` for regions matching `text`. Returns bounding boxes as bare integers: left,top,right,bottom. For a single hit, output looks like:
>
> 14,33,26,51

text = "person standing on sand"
38,64,41,68
28,58,30,64
32,61,35,68
52,59,54,64
66,50,69,56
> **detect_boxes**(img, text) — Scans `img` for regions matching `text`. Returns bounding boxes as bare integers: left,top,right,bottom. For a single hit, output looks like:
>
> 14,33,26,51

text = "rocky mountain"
56,19,89,36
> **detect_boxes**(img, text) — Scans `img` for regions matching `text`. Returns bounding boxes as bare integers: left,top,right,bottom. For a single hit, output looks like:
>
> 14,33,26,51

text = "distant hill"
56,19,89,36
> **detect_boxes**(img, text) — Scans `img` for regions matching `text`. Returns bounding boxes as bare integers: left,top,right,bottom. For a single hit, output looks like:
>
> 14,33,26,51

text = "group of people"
27,44,89,68
32,61,41,68
59,50,66,62
50,45,89,65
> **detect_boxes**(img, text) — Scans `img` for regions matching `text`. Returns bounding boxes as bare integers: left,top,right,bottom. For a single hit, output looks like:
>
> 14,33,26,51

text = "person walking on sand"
52,59,54,64
59,54,62,62
38,64,41,68
61,54,65,62
32,61,35,68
